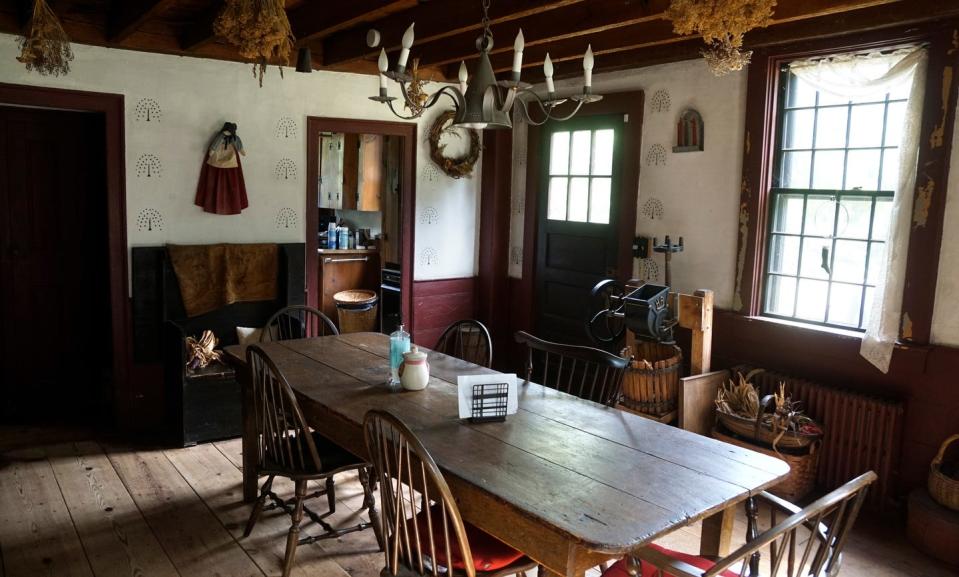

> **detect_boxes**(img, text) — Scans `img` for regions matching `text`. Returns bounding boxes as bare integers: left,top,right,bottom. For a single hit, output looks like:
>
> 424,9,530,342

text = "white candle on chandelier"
398,23,415,69
544,53,555,94
378,48,389,89
458,61,468,93
583,44,594,88
512,29,525,75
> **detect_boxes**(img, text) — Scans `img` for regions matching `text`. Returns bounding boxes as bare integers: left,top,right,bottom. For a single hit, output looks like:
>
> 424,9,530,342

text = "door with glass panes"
536,114,622,346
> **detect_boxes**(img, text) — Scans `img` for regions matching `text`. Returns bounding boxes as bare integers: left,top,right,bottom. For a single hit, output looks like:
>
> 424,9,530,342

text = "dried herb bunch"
185,330,222,370
666,0,776,75
214,0,295,86
17,0,73,76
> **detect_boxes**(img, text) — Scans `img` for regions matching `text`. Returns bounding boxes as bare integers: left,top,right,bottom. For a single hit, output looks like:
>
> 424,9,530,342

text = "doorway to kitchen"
305,118,416,337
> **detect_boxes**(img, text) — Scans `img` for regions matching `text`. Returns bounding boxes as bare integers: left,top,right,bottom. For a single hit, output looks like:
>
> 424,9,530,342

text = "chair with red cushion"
363,409,538,577
602,472,877,577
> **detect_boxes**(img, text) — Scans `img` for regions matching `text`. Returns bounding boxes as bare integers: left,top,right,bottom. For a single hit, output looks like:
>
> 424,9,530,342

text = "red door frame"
305,117,416,335
0,82,132,428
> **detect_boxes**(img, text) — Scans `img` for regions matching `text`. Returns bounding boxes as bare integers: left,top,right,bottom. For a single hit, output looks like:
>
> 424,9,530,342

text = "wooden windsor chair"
262,304,338,342
363,410,538,577
434,320,493,368
514,330,629,406
602,471,878,577
243,344,382,577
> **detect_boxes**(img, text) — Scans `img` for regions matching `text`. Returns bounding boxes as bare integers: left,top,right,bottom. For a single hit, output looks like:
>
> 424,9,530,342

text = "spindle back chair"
619,472,877,577
434,320,493,368
245,344,381,577
363,410,535,577
514,331,629,406
262,304,338,342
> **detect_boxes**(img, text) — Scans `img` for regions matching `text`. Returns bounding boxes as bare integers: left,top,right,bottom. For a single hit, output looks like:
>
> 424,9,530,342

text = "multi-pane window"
546,128,615,224
763,66,910,330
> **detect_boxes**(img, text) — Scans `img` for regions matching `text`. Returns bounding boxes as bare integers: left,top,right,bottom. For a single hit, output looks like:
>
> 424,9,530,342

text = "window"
762,66,911,330
546,128,615,224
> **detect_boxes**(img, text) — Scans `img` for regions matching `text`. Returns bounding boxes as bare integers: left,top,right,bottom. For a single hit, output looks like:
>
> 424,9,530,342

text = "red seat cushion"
407,504,525,572
602,544,741,577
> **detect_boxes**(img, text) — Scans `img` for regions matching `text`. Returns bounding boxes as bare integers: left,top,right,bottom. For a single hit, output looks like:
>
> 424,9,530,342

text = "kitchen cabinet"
318,132,344,209
317,249,380,325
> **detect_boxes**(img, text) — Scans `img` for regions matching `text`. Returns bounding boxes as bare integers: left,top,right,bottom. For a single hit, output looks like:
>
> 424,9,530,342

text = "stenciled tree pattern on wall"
274,117,297,139
274,158,297,180
645,144,667,166
651,89,671,113
641,198,665,220
419,247,438,267
135,98,162,122
136,154,163,178
275,207,297,229
419,206,439,225
136,208,164,231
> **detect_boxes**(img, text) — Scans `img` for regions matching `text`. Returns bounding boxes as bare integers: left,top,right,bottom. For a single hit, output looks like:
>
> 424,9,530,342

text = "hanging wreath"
428,110,481,179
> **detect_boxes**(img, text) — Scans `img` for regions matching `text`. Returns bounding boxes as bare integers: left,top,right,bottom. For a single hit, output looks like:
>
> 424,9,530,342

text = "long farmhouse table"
224,332,789,577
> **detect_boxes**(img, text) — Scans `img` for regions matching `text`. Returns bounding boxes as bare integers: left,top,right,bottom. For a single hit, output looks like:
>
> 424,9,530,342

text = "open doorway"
306,118,416,336
0,105,112,425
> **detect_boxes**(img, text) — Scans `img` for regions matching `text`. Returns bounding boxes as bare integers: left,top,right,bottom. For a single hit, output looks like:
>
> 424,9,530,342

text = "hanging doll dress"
195,122,249,215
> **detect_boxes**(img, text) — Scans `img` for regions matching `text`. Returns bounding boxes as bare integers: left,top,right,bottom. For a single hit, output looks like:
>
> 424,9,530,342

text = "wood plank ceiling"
1,0,958,82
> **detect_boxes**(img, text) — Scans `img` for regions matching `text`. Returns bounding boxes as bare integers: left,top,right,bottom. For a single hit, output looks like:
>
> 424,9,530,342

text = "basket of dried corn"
619,341,682,417
715,370,823,451
929,434,959,511
712,426,820,501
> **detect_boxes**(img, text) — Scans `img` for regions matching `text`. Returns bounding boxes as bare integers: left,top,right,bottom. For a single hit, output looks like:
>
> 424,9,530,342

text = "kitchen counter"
317,248,379,255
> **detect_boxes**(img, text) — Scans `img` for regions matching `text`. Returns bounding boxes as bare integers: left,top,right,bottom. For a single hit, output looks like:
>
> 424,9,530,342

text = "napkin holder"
457,374,518,423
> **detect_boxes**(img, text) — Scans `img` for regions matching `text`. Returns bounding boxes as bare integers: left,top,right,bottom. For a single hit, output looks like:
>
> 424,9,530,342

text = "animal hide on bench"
168,243,278,317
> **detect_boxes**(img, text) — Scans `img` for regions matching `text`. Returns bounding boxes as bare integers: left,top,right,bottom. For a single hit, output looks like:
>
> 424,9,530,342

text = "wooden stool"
907,488,959,568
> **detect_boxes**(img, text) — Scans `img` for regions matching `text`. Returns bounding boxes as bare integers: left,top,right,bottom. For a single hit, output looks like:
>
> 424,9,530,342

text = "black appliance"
380,263,402,334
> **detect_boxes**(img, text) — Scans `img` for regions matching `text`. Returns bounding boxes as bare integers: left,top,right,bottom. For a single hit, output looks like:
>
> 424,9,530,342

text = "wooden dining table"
224,332,789,577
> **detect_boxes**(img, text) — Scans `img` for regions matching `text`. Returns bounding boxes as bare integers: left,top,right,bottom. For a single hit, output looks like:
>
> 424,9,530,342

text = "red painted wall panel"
411,277,477,350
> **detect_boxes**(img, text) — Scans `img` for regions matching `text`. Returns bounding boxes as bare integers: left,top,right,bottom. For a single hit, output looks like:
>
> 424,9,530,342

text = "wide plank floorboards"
0,439,954,577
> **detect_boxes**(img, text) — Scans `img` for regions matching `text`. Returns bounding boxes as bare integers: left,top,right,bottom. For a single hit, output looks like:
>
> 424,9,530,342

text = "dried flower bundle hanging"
214,0,295,86
404,59,434,117
665,0,776,76
16,0,73,76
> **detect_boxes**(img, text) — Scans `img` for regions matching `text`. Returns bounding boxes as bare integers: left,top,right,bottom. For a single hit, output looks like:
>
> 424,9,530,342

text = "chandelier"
370,0,602,129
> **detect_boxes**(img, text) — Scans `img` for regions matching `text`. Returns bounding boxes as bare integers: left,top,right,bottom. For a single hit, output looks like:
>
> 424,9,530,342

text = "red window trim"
735,20,959,345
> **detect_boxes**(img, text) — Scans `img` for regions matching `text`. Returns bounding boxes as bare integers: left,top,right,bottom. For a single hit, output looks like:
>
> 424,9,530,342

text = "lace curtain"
788,47,928,373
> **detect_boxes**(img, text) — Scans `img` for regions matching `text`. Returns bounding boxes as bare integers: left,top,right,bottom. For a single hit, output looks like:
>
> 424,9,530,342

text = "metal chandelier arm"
515,90,588,126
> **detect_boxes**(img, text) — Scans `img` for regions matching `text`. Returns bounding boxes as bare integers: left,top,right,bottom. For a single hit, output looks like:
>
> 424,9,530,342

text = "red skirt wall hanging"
195,122,249,215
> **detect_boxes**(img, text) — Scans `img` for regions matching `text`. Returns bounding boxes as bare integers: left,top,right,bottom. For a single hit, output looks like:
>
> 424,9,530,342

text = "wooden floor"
0,437,955,577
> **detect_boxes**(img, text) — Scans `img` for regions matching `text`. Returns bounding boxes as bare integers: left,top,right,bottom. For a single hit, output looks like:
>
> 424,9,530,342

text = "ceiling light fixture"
370,0,602,129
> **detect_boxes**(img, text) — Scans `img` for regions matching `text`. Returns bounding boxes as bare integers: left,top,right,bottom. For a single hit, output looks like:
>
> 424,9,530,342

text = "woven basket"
929,434,959,511
716,411,820,450
713,426,820,502
333,290,378,333
620,342,682,417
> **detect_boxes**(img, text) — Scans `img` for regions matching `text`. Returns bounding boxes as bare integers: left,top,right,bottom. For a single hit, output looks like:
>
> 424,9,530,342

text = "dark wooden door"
535,114,624,346
0,106,110,423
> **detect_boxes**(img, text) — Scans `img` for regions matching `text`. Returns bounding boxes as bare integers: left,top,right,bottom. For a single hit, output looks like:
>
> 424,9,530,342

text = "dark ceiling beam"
321,0,585,66
526,0,959,82
109,0,176,43
179,3,221,52
289,0,413,44
410,0,669,68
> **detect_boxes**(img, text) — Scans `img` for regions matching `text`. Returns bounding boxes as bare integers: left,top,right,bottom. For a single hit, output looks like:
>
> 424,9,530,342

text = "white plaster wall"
509,59,747,309
0,34,481,283
931,99,959,346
